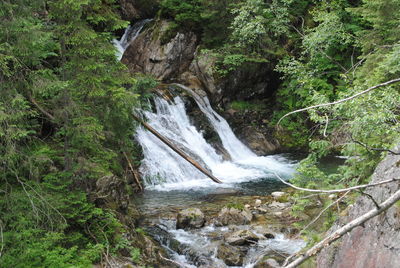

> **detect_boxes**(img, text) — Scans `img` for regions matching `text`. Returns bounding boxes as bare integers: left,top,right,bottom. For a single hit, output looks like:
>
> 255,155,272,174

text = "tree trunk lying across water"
132,113,222,184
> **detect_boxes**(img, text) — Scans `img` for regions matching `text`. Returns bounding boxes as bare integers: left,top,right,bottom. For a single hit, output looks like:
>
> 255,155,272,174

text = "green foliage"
229,100,265,111
226,202,245,210
160,0,204,31
0,0,144,266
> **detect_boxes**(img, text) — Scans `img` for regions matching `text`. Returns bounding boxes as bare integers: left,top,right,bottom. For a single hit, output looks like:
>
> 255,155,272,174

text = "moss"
159,22,178,45
226,202,245,210
229,100,266,111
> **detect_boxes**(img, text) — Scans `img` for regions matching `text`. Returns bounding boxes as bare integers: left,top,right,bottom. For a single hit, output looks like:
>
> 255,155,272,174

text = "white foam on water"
113,19,152,60
136,92,296,191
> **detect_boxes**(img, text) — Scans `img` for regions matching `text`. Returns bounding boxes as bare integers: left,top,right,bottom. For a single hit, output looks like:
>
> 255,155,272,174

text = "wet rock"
251,225,276,239
217,243,245,266
215,206,253,226
176,208,205,230
225,229,259,246
254,258,280,268
271,191,285,199
241,127,281,155
122,20,197,81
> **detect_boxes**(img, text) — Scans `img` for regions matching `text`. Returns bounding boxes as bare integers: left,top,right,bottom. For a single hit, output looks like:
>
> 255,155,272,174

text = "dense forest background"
1,0,399,266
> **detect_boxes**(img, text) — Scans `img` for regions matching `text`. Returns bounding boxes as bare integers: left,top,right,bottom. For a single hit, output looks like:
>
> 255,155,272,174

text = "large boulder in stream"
176,208,205,230
215,206,253,226
217,243,245,266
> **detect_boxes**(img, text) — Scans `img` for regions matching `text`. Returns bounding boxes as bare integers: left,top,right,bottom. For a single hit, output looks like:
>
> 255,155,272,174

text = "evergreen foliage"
0,0,146,266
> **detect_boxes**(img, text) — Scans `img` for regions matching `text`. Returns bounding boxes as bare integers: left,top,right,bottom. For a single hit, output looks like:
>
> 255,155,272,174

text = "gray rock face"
215,207,253,226
317,147,400,268
176,208,205,230
118,0,159,21
122,20,197,81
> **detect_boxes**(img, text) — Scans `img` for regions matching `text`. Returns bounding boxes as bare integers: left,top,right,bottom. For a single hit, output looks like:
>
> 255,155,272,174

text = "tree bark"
283,188,400,268
132,114,222,184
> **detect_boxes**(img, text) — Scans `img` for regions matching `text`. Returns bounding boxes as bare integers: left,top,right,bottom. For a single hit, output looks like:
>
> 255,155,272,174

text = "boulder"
217,243,245,266
224,229,259,246
176,208,205,230
254,258,280,268
271,191,285,199
215,206,253,226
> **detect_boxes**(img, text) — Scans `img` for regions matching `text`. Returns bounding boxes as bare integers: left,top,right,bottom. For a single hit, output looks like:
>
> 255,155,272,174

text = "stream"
114,22,337,267
133,91,306,267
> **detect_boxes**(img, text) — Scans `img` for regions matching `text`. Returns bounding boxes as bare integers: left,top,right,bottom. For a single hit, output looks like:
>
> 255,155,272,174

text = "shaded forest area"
1,0,399,267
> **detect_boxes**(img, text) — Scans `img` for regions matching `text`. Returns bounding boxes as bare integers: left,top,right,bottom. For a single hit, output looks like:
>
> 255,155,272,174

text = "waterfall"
113,19,152,60
136,92,294,190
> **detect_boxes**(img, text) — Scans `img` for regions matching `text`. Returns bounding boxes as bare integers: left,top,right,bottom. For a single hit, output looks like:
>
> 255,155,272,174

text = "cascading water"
113,19,152,60
136,90,294,191
113,22,305,268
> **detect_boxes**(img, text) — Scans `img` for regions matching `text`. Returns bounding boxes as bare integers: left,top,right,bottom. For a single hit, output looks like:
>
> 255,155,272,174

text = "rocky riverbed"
136,188,308,267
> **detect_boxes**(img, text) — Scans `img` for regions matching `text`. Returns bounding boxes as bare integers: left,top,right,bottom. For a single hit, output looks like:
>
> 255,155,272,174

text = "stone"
251,225,276,239
317,145,400,268
225,229,260,246
176,208,205,230
217,243,245,266
254,258,280,268
268,201,290,210
254,199,262,207
215,207,253,226
271,191,285,198
122,20,197,81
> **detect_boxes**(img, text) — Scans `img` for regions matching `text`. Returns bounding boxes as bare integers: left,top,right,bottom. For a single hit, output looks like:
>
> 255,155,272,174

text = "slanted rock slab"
225,229,260,246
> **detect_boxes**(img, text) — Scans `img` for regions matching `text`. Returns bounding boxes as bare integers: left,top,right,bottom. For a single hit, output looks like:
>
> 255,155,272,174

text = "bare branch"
283,188,400,268
274,172,399,194
277,78,400,125
299,191,350,238
351,138,400,155
323,114,329,137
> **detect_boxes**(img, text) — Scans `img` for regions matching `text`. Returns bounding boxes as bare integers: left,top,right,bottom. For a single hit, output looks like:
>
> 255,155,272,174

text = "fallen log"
132,113,222,184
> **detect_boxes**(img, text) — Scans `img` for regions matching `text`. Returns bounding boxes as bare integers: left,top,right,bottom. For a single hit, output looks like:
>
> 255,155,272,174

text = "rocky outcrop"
122,20,197,81
317,148,400,268
176,208,205,230
118,0,159,21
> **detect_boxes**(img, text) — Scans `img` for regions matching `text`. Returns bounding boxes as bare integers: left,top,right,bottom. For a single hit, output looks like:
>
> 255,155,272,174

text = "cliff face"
121,19,283,153
317,148,400,268
122,20,198,81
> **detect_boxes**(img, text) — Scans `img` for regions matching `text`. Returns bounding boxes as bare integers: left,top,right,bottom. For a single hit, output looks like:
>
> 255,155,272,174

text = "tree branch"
277,78,400,125
351,138,400,155
28,95,56,121
283,188,400,268
274,172,399,194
